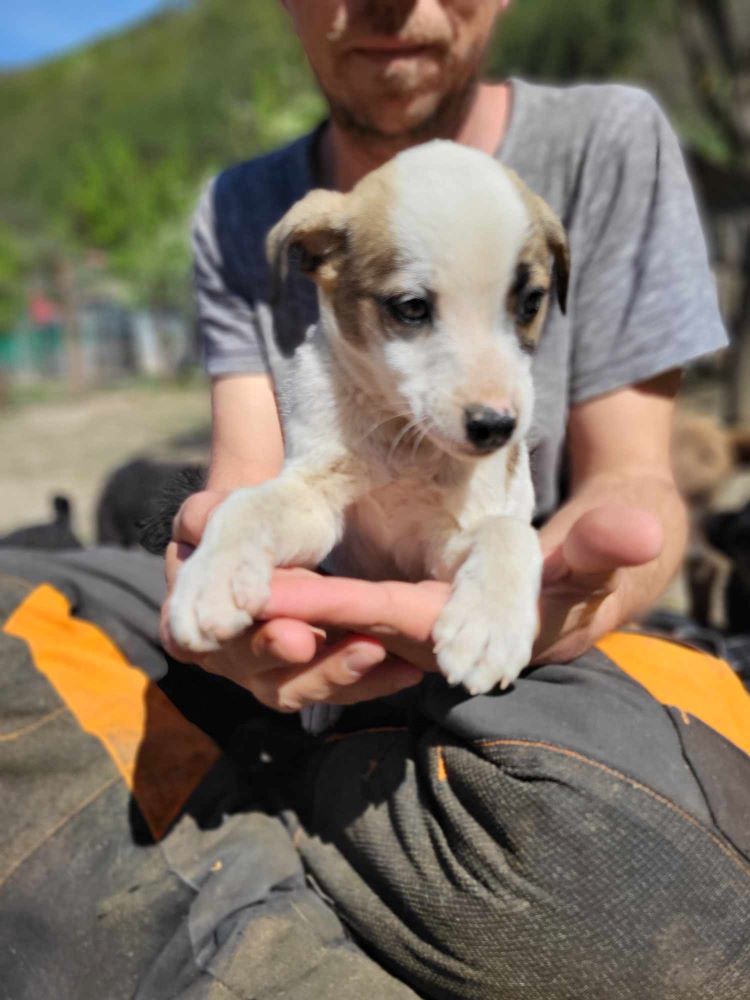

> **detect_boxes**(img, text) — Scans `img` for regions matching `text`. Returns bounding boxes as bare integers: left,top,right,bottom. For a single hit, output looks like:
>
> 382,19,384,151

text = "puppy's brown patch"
507,254,552,353
506,442,521,481
504,168,570,348
331,167,403,348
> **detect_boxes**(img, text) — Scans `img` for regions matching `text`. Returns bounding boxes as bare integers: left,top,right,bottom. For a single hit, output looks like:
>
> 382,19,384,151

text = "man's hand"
533,504,662,663
259,503,662,678
163,492,661,710
161,491,424,712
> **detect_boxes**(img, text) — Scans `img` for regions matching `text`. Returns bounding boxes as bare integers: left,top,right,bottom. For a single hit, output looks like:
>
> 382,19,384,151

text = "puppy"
170,141,569,695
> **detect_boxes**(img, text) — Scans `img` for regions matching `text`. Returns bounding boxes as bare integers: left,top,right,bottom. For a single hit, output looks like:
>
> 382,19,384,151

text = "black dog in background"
705,502,750,636
0,496,83,551
96,458,205,554
0,461,203,555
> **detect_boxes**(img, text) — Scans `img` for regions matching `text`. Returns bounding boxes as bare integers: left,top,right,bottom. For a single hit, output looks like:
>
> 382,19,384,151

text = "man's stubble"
319,47,485,152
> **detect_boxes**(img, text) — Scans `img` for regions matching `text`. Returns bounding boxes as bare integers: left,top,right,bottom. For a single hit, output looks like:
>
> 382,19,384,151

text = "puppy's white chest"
325,471,502,583
348,481,442,580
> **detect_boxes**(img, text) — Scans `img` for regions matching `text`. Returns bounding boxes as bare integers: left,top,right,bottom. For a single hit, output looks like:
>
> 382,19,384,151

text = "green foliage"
0,225,32,330
0,0,323,310
0,0,741,313
487,0,669,82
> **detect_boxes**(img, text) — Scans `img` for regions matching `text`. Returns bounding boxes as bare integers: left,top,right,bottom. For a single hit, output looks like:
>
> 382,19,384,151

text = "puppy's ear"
536,199,570,315
504,167,571,315
266,189,347,300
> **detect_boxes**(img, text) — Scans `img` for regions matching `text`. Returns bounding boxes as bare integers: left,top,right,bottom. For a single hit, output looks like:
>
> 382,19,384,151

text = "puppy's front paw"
432,552,538,695
169,543,271,653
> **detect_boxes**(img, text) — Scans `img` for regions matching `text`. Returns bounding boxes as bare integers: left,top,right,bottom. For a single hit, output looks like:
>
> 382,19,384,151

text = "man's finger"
251,639,424,712
261,573,448,643
249,617,325,665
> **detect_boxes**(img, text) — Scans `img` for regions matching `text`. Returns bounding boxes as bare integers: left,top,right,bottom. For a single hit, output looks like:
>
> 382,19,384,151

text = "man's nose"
359,0,417,34
464,404,516,453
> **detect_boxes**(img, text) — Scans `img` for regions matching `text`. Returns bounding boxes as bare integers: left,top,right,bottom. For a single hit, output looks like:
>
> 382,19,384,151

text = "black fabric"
0,566,415,999
0,548,299,757
294,726,750,1000
0,572,195,1000
2,552,750,999
417,651,712,824
667,708,750,861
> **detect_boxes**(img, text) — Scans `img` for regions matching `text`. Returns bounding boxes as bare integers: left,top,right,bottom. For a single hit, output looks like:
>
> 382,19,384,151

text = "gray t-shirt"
193,79,726,518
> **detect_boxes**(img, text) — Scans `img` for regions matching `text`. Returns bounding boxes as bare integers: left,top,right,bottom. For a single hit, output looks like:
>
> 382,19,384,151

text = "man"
151,1,750,996
164,0,718,707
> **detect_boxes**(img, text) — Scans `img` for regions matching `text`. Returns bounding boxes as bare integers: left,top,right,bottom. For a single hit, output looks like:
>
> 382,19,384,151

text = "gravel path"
0,381,210,542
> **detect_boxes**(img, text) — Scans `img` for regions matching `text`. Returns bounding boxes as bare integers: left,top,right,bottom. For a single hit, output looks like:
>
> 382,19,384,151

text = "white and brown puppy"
170,141,569,695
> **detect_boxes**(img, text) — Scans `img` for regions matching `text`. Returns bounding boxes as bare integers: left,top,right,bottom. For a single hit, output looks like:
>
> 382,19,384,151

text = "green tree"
0,226,28,330
487,0,666,82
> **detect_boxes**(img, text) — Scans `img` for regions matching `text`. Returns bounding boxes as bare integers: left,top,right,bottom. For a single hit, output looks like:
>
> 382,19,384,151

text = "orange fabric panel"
3,584,221,840
597,632,750,757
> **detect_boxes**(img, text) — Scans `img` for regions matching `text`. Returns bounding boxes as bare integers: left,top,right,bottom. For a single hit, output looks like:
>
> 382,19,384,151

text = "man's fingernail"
344,642,387,676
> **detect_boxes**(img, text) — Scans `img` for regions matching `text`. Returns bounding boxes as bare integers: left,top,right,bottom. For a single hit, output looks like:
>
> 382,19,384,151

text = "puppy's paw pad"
196,599,253,645
433,590,536,695
169,544,270,650
169,601,220,654
230,563,271,617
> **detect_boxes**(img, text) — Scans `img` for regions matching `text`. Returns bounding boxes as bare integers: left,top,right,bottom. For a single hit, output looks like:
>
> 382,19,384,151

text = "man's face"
282,1,505,140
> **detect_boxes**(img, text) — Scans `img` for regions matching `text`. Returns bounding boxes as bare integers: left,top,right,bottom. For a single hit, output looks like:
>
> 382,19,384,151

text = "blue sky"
0,1,165,70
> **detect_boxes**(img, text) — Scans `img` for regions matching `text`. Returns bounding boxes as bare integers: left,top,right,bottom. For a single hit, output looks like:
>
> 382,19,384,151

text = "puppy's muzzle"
464,404,516,453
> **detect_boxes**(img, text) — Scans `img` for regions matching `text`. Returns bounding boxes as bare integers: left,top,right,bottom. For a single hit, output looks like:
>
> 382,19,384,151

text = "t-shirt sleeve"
569,88,727,403
192,178,270,378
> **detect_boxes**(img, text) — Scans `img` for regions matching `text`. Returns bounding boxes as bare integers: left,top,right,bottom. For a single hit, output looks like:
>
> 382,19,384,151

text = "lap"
295,642,750,999
1,552,749,999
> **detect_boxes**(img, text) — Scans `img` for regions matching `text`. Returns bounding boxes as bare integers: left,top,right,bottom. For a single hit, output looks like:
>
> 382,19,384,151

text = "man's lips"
348,41,443,60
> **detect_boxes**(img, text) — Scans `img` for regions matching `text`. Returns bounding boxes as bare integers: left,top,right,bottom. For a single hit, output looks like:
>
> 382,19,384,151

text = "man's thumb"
173,491,225,548
562,506,663,577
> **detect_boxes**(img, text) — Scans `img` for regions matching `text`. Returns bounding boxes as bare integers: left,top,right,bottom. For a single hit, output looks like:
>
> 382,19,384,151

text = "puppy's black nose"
464,405,516,452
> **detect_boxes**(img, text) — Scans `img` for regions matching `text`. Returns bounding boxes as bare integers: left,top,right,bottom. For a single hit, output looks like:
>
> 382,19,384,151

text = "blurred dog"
0,495,82,551
97,458,205,551
671,411,750,629
169,141,569,695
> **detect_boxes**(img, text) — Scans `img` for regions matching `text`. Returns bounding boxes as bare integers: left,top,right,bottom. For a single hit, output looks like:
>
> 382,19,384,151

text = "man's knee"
296,640,750,998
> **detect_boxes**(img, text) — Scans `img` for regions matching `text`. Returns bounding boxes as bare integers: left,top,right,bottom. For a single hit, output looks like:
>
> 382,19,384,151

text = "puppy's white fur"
170,141,569,696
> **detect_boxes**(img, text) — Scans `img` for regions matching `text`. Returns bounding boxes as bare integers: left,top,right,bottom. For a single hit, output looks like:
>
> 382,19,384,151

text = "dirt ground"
0,380,211,543
1,374,748,617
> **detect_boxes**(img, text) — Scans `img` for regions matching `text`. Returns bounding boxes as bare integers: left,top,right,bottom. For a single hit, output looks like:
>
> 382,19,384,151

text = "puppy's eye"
516,288,546,324
385,296,432,327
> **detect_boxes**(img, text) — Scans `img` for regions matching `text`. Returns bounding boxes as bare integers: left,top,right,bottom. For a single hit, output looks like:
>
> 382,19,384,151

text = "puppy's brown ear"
266,189,347,300
503,167,571,315
536,200,570,315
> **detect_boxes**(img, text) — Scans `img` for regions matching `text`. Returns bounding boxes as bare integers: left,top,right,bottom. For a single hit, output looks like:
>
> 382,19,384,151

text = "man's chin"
325,65,479,147
329,92,440,137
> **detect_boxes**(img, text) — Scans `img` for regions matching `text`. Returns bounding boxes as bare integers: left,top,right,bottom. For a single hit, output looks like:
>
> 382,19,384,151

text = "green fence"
0,324,64,377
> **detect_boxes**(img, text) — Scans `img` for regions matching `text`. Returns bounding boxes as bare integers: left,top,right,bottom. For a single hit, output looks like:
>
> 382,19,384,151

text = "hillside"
0,0,742,325
0,0,322,318
0,0,321,221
